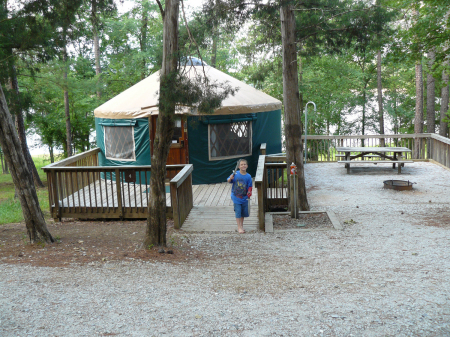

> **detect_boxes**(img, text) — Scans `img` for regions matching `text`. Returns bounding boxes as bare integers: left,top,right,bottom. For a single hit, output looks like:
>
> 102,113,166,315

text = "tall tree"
49,0,84,157
377,51,385,145
414,59,424,157
89,0,116,97
145,0,180,247
0,0,47,187
0,84,53,243
144,0,235,246
280,3,309,212
413,7,424,158
440,68,449,137
426,49,436,133
376,0,385,146
91,0,101,97
63,20,73,157
8,66,45,187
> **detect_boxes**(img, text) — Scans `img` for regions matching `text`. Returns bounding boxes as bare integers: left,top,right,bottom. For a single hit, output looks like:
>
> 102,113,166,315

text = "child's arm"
227,174,234,183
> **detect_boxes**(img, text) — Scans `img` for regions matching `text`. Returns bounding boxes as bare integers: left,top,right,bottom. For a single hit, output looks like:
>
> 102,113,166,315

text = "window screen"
209,121,252,160
104,126,136,161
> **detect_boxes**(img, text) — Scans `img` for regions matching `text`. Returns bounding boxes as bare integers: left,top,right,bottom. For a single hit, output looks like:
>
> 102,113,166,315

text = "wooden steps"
180,206,259,232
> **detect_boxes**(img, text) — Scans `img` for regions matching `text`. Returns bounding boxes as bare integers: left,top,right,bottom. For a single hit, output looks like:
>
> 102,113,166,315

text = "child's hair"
238,158,248,165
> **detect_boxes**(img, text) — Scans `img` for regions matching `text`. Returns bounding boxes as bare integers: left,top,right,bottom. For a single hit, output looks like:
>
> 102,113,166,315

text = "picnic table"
336,146,413,174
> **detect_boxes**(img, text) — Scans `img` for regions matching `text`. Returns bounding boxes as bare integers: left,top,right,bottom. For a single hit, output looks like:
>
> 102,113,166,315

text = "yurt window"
209,121,252,160
172,118,182,143
104,126,136,161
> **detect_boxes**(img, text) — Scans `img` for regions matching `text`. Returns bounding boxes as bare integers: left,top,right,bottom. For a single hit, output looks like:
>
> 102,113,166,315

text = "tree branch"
155,0,165,20
300,5,377,31
180,0,207,80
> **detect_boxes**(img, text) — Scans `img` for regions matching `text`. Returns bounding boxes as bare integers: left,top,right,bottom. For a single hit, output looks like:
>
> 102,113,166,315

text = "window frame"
207,121,252,161
104,125,137,161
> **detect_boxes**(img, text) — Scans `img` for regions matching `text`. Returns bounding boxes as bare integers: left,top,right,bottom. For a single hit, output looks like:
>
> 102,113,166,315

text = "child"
227,159,252,234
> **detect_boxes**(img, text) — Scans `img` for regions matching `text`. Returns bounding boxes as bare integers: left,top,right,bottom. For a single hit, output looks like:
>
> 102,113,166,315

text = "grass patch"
0,155,51,225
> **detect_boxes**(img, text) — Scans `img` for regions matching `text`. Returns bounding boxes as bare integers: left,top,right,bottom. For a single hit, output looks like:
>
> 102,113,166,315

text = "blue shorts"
234,201,249,218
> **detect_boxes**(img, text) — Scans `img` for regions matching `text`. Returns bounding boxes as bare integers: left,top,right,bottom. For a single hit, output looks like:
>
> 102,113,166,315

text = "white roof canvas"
94,65,282,119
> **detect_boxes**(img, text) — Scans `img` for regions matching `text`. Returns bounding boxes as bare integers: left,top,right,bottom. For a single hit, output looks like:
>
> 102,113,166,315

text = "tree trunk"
362,85,366,137
280,4,309,213
426,50,436,133
211,35,217,68
377,50,385,146
139,4,149,80
9,66,45,187
92,0,102,98
414,61,424,158
63,40,73,157
1,149,9,173
144,0,179,247
0,85,53,243
440,69,449,137
49,145,54,163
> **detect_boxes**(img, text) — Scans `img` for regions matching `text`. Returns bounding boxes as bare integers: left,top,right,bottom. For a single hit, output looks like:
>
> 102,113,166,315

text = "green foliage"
22,58,97,155
387,0,450,65
0,0,445,162
159,70,238,115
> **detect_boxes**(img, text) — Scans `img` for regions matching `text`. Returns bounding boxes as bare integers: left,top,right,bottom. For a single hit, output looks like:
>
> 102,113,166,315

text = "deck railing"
428,134,450,168
170,164,194,229
255,146,289,231
42,148,194,226
302,133,435,162
256,133,450,230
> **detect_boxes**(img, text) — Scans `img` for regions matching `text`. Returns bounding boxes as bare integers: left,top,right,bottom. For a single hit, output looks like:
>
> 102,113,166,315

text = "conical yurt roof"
94,65,282,119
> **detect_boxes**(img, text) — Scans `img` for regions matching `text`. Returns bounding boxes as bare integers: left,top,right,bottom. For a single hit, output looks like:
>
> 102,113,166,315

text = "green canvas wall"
95,110,282,185
187,110,282,185
95,117,151,167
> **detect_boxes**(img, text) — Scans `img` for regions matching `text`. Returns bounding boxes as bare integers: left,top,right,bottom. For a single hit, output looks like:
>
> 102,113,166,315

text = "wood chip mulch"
272,213,333,230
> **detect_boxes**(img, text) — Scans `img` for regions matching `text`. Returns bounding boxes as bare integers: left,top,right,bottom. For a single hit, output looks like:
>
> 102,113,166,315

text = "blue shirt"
229,171,252,205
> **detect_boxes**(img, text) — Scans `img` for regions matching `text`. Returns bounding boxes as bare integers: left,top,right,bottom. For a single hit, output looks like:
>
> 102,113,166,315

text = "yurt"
94,60,282,184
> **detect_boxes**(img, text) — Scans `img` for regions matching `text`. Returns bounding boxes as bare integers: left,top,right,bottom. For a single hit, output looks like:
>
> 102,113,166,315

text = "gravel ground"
1,161,450,337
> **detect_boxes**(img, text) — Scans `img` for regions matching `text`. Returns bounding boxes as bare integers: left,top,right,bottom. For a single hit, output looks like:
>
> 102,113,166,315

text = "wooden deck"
58,180,261,232
180,206,259,232
59,179,168,208
182,183,259,232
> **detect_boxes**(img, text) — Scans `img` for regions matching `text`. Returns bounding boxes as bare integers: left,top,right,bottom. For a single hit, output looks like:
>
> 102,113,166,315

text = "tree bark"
280,4,309,213
63,38,73,157
144,0,179,247
92,0,102,98
1,149,9,173
211,35,217,68
0,85,53,243
139,3,149,80
426,50,436,133
362,85,366,136
9,66,45,187
377,50,385,146
414,61,424,158
440,69,449,137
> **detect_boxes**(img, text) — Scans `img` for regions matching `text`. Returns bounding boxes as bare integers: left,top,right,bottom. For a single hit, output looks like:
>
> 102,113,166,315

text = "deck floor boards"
180,206,259,232
57,179,275,232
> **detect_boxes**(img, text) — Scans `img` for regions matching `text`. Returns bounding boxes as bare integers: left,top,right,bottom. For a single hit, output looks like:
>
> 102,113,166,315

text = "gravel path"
1,162,450,336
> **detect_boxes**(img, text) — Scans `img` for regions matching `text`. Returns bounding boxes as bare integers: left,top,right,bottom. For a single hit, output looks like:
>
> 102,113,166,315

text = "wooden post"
115,169,123,219
289,174,298,219
260,143,266,155
171,181,180,229
51,170,60,221
255,155,266,231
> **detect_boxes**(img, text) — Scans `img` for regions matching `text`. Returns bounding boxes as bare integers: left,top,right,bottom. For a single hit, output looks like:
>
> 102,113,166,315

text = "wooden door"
150,115,189,166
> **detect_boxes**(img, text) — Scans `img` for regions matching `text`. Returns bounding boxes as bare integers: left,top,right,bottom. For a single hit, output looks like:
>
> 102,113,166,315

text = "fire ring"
383,180,415,191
